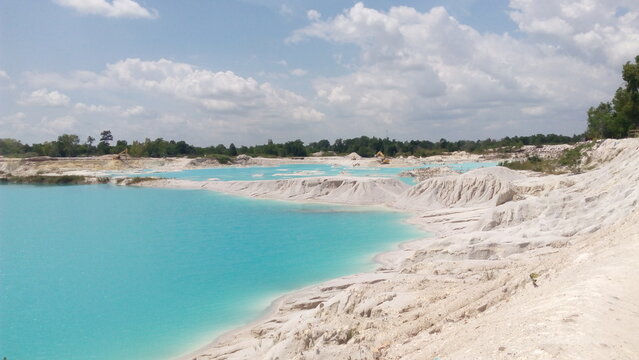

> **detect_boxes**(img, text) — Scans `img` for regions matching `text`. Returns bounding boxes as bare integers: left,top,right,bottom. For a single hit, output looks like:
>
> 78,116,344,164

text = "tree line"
0,132,581,159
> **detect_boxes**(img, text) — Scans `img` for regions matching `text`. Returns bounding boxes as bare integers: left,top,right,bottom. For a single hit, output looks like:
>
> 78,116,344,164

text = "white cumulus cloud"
19,88,71,107
279,4,293,16
74,102,147,117
122,105,145,116
16,58,325,144
25,70,117,90
307,9,321,21
24,58,323,122
508,0,639,65
47,115,77,132
0,69,15,90
0,112,29,134
522,106,546,116
290,68,308,76
288,2,638,139
101,58,323,121
0,112,26,124
53,0,158,19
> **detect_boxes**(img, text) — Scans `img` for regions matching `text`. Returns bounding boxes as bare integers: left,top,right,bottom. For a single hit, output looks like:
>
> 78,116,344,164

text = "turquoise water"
124,162,498,185
0,184,423,360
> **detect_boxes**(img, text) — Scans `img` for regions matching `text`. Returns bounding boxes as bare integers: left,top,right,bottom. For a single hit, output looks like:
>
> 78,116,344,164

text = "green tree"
316,139,330,151
38,141,61,156
56,134,80,157
586,55,639,138
0,138,26,156
283,140,307,157
214,144,227,154
113,140,128,154
586,102,614,139
609,88,633,137
97,130,113,155
264,139,278,156
99,130,113,144
617,56,639,130
622,55,639,95
229,143,238,156
175,140,194,155
97,142,110,155
147,138,168,157
128,140,147,157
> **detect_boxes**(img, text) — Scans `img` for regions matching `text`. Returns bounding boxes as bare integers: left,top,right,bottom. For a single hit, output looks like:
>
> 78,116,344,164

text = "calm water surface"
124,162,498,184
0,184,424,360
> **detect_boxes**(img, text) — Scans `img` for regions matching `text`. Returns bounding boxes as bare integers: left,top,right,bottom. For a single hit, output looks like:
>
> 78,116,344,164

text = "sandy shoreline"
146,171,516,359
166,192,432,360
3,141,638,359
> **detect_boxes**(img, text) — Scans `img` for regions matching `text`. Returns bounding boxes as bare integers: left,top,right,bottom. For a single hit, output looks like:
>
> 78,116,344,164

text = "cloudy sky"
1,0,638,146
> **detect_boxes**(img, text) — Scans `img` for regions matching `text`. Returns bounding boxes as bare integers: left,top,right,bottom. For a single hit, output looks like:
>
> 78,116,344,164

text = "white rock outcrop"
148,176,410,205
395,167,524,210
397,166,459,181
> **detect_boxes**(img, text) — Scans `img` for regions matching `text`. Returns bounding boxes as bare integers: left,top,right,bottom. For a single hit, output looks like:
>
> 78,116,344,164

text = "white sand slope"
143,139,638,360
145,176,411,205
395,167,524,211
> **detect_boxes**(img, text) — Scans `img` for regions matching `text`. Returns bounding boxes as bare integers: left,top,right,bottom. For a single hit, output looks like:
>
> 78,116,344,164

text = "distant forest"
0,132,582,159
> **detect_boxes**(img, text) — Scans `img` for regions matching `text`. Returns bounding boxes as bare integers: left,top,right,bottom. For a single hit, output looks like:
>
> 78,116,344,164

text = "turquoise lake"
0,184,424,360
124,162,498,184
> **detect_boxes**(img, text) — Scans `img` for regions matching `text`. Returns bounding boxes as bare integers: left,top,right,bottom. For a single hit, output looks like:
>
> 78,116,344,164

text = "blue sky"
1,0,638,146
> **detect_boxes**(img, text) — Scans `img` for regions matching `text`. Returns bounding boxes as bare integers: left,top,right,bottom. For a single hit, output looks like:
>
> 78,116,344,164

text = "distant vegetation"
202,153,232,164
500,143,595,174
0,133,582,159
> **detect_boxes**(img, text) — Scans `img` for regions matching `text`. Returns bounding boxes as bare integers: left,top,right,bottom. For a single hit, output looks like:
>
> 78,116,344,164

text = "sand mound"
149,177,410,205
186,158,221,168
585,138,637,165
512,143,576,159
398,166,459,181
395,167,524,210
479,139,639,240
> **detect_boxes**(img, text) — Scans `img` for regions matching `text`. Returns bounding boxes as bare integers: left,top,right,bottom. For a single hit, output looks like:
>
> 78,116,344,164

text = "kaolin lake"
0,183,424,360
